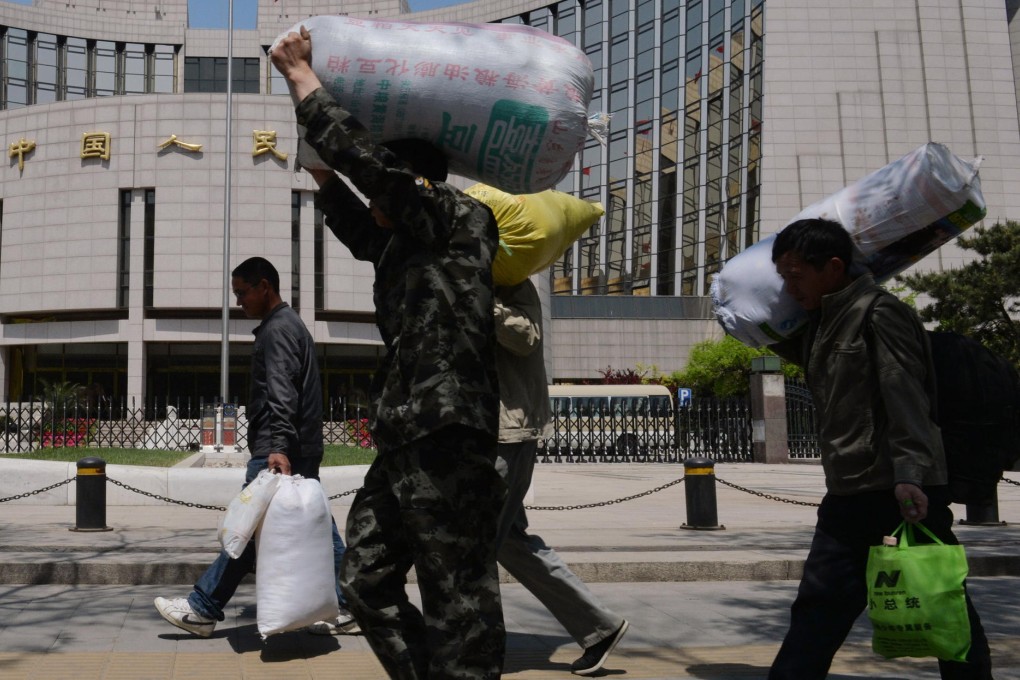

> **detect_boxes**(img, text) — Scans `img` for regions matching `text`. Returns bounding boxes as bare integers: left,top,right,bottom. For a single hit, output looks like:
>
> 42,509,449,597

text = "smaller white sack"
218,469,281,559
255,475,339,638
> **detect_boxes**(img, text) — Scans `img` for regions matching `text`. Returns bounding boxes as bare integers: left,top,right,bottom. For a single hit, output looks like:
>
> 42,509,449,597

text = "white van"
546,384,675,458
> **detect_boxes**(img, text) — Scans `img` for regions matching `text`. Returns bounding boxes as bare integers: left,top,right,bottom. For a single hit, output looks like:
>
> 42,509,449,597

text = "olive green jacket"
772,275,947,495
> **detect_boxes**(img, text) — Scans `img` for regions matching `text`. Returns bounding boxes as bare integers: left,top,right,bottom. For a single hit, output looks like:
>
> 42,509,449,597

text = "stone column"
749,356,789,463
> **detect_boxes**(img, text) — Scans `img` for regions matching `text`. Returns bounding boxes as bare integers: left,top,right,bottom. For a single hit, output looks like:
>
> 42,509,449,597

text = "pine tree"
898,220,1020,364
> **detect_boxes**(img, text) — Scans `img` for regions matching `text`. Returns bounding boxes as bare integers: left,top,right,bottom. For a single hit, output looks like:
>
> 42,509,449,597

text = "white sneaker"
154,596,216,637
306,606,361,635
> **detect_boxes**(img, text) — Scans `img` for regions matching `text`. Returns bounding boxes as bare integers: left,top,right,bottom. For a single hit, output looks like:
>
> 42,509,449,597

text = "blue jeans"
189,456,347,621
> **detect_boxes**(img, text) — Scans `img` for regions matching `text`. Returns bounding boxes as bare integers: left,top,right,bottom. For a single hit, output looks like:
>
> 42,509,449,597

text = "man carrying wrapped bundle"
766,219,993,680
272,26,506,680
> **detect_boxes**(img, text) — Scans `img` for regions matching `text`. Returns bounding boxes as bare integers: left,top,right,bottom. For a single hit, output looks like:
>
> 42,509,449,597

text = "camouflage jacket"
298,88,500,452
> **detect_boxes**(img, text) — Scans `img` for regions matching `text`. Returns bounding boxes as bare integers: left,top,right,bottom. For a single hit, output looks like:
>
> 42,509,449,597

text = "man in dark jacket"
767,219,992,679
154,257,357,637
272,27,505,680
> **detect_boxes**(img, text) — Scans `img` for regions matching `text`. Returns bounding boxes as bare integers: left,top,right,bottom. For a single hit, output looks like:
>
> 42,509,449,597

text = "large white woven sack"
255,475,338,638
274,15,598,194
712,142,985,347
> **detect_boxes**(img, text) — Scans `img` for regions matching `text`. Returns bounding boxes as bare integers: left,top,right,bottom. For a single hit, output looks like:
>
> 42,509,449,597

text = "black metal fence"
1,388,817,463
0,397,377,453
785,379,821,459
539,394,754,463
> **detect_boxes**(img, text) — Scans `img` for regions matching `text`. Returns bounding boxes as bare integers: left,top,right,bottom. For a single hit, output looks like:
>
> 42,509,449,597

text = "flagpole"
219,0,235,405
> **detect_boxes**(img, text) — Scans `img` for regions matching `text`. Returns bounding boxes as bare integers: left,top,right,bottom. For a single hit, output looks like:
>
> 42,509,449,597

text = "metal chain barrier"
6,471,1012,514
107,476,363,509
327,488,360,501
0,477,73,503
109,477,361,509
525,475,685,511
716,474,1020,505
107,476,227,511
5,470,362,511
715,476,821,507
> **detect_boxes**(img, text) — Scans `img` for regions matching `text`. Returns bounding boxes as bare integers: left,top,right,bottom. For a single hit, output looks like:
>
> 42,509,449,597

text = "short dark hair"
232,257,280,293
380,138,449,183
771,218,854,270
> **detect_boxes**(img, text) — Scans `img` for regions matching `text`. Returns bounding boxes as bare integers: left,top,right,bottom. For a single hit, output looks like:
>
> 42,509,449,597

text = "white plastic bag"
274,15,598,194
712,143,985,346
255,475,339,638
218,469,281,559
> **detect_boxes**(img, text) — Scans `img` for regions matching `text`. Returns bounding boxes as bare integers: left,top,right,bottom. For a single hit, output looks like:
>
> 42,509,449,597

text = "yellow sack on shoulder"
466,184,604,286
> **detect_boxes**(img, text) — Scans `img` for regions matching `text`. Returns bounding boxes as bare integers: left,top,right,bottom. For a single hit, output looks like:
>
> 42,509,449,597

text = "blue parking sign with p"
677,387,692,407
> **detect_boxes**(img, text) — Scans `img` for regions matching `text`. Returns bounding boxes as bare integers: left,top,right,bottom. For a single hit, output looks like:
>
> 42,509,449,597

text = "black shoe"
571,620,629,676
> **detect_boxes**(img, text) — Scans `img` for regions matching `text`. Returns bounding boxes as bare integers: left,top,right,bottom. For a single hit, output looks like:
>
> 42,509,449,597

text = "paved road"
1,580,1018,679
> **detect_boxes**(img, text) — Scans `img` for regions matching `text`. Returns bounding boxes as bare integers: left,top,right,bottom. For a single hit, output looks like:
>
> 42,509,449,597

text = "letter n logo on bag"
874,570,901,588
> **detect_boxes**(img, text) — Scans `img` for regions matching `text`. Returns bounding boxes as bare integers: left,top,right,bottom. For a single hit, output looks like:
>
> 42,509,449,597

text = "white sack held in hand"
255,475,338,638
218,468,281,559
273,15,600,194
711,142,985,347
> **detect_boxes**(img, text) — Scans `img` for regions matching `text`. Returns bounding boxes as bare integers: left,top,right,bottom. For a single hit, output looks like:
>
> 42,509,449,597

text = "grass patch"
4,445,376,467
323,445,377,466
3,447,193,467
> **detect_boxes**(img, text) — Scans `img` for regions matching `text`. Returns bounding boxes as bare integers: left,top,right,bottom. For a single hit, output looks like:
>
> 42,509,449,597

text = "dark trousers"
340,426,506,680
769,487,992,680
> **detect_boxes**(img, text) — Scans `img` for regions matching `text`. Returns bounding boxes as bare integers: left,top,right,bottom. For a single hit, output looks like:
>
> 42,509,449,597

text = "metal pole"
71,457,112,532
219,0,235,406
960,487,1006,526
681,457,724,530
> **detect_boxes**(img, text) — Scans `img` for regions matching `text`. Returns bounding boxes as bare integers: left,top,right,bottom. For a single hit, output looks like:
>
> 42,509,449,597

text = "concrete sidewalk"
2,580,1019,679
0,462,1018,679
1,462,1018,584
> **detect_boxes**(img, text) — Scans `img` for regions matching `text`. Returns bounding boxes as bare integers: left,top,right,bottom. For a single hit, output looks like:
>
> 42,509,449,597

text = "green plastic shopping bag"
866,521,971,661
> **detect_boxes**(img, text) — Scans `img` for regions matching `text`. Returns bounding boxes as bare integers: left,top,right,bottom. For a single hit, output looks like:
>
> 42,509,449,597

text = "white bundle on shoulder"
273,15,601,194
712,142,985,347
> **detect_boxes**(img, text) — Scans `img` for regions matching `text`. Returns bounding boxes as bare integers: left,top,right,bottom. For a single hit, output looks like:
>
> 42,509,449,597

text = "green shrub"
668,336,801,398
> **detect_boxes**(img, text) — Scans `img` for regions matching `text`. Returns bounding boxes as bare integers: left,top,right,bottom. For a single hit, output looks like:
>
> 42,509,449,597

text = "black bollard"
681,457,724,530
959,487,1007,526
71,456,112,532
